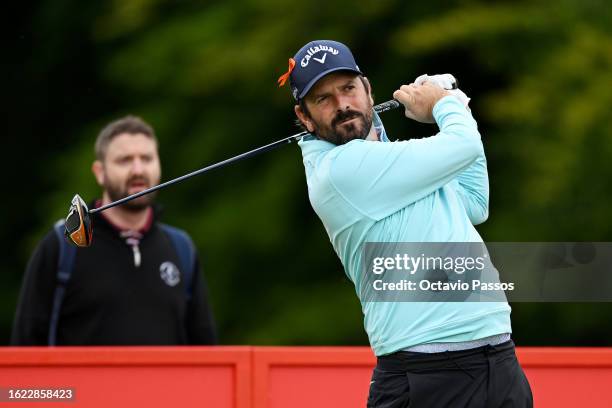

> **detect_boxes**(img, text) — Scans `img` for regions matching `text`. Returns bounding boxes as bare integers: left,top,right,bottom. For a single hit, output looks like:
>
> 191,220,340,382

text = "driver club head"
64,194,93,247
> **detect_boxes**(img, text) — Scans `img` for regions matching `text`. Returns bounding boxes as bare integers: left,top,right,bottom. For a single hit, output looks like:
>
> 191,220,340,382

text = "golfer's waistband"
401,333,511,353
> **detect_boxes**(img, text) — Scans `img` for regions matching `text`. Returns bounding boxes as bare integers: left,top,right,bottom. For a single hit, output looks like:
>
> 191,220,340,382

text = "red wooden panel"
267,366,373,408
252,347,375,408
2,346,612,407
0,347,251,408
4,365,232,407
518,347,612,408
524,367,612,408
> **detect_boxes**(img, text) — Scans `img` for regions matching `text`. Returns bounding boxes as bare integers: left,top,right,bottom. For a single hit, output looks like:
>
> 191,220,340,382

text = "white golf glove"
414,73,471,111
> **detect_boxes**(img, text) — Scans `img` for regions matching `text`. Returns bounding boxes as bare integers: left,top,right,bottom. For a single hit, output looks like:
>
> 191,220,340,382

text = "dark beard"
313,109,373,145
105,176,156,212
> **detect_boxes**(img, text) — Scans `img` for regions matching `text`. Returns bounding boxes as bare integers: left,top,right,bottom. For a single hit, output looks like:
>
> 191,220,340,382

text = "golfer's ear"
295,105,315,133
363,77,374,105
91,160,105,186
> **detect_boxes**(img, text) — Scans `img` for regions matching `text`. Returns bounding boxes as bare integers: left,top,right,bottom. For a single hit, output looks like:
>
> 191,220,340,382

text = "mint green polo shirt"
298,96,511,356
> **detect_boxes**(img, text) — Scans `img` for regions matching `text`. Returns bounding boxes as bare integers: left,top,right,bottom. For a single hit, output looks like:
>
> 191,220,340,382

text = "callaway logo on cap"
277,40,362,100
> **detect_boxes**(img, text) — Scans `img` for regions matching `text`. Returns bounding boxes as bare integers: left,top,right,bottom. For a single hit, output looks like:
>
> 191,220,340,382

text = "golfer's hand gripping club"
393,73,469,123
393,82,450,124
63,98,402,247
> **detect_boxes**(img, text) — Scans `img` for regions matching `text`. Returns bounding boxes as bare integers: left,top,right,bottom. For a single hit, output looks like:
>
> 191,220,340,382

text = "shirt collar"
92,199,155,235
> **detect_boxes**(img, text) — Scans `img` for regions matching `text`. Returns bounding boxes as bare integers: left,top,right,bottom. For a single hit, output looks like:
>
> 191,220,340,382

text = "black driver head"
64,194,93,247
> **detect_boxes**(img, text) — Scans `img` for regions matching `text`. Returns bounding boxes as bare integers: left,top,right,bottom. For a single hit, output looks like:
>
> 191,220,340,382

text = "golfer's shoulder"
326,140,389,180
298,137,335,178
296,141,374,199
299,139,377,184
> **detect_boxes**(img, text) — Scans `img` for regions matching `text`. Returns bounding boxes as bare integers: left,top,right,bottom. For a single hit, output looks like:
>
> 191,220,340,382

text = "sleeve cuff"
432,95,467,123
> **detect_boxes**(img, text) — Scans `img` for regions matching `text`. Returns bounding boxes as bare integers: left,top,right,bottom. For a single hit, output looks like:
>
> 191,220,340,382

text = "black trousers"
367,340,533,408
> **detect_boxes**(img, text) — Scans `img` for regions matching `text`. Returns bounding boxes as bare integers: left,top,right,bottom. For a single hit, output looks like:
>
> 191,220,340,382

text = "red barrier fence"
1,346,611,407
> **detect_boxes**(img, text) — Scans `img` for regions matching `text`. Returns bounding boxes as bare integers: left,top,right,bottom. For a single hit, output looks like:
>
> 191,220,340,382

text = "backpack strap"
49,219,77,346
159,224,196,300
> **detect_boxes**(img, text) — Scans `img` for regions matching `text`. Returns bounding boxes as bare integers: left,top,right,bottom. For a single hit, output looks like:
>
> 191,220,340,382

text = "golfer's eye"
344,84,355,91
315,95,328,104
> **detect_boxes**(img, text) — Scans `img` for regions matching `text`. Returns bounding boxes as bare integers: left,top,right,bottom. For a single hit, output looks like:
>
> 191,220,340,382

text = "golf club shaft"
90,99,401,214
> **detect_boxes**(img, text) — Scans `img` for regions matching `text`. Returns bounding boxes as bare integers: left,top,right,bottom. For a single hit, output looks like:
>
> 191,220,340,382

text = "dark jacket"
11,204,217,345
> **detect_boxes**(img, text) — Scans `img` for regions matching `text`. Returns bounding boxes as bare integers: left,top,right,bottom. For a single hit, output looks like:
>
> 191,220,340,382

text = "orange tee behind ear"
277,58,296,87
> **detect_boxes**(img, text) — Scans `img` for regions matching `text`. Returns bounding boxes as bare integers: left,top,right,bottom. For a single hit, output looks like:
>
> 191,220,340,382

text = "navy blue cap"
286,40,362,100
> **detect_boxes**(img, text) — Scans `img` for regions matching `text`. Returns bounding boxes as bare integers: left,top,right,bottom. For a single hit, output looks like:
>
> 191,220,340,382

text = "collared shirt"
298,96,511,356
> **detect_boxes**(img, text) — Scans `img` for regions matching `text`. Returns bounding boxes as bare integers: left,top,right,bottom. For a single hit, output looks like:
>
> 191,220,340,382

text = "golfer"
279,40,533,407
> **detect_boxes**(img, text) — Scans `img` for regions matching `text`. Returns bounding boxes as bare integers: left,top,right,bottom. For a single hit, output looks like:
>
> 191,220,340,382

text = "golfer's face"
302,72,374,145
101,133,161,210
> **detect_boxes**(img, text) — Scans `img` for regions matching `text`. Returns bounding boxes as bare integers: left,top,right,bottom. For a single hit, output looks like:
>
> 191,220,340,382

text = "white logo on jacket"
160,261,181,287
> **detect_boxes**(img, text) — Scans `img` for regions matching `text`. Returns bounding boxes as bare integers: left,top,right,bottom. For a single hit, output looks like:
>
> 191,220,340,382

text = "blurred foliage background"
3,0,611,346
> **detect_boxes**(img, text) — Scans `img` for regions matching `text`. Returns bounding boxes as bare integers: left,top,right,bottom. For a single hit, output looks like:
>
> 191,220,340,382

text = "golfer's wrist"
432,95,470,125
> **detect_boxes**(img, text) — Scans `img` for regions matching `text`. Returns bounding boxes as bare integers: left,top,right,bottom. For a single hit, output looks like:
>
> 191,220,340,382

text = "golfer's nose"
333,94,351,112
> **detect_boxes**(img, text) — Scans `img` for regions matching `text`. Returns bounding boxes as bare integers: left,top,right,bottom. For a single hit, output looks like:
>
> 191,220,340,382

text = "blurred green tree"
4,0,611,346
